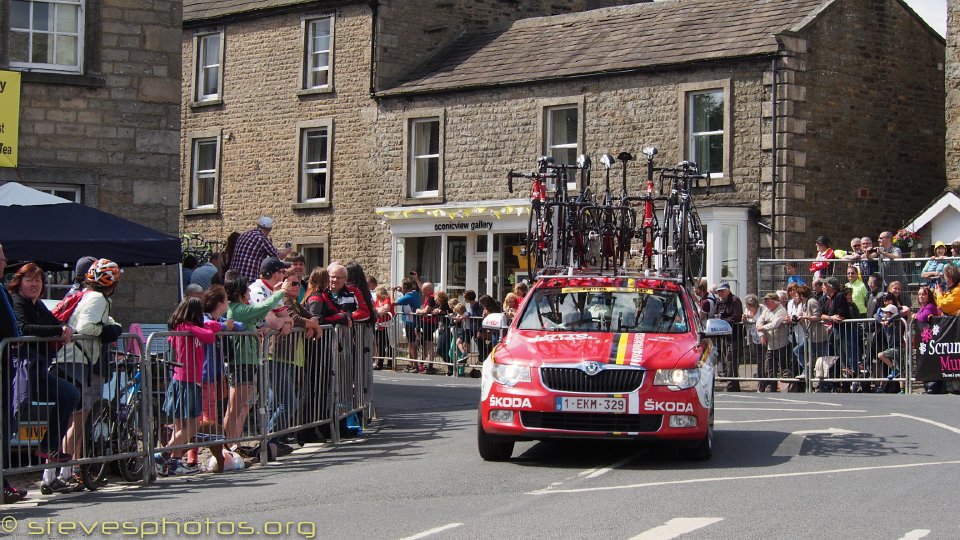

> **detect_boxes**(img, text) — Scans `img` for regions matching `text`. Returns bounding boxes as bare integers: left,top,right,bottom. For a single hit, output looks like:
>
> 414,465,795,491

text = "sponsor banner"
0,70,21,167
917,316,960,380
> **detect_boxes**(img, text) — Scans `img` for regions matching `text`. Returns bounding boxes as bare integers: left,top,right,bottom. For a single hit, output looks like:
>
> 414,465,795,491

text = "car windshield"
515,287,688,333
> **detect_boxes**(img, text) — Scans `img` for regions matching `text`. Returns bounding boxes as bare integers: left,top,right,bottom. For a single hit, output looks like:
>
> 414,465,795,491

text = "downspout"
369,0,380,99
770,38,784,259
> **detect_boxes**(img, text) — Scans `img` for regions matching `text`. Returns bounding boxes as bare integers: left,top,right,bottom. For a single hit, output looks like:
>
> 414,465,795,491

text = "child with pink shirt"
155,297,222,476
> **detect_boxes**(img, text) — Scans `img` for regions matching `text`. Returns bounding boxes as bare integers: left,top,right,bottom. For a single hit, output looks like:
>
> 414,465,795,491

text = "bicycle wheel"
526,203,546,278
684,208,705,287
117,399,147,482
80,399,111,489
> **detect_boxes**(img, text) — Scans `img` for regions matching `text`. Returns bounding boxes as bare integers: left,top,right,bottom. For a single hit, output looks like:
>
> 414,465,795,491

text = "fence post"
258,331,271,466
330,327,341,445
142,334,157,483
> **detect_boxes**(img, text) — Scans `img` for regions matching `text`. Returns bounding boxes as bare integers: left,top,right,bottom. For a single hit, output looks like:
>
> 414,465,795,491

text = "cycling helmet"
86,258,121,287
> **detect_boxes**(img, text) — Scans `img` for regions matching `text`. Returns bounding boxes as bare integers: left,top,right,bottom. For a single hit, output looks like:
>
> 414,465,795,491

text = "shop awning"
375,198,531,220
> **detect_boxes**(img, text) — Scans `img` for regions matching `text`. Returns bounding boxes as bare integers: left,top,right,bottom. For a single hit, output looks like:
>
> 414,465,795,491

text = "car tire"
477,411,514,462
685,400,714,461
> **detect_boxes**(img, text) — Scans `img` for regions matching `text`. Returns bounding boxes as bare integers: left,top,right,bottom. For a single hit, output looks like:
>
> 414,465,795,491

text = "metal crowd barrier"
2,325,374,496
375,312,491,377
715,318,913,393
757,256,957,304
0,334,148,493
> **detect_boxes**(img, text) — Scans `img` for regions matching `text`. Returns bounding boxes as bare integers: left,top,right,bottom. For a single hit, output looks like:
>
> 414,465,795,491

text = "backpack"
52,290,88,324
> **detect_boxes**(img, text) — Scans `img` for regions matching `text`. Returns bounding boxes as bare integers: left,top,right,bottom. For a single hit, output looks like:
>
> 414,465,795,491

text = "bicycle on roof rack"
507,148,708,288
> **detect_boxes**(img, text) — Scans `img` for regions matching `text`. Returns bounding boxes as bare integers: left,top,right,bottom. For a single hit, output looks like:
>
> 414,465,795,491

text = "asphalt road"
2,374,960,539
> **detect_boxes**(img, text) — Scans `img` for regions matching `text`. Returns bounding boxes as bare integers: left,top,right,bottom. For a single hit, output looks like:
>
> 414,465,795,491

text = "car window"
516,287,688,333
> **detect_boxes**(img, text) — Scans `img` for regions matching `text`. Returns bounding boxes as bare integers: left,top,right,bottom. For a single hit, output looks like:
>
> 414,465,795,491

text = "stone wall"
1,0,183,324
374,0,644,89
790,0,945,255
948,0,960,186
180,4,387,277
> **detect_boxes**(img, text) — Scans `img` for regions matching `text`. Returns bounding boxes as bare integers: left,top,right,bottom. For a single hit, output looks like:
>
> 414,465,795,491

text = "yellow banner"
0,70,21,168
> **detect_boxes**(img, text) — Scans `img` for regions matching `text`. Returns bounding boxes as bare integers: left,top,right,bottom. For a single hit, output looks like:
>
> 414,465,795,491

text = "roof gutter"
374,52,781,99
183,0,360,29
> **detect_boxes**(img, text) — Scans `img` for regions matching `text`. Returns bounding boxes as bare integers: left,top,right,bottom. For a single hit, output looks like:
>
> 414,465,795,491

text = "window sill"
707,176,732,187
297,87,334,98
292,201,331,210
18,72,105,87
184,207,220,216
400,196,444,206
190,98,223,109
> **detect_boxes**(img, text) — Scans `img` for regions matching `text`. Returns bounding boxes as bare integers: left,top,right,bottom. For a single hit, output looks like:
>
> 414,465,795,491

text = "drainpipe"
770,39,784,259
368,0,380,98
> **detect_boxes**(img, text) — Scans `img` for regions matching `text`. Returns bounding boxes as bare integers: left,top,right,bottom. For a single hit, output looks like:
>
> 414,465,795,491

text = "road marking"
399,523,463,540
629,517,723,540
717,414,893,425
719,408,866,412
584,452,641,479
528,460,960,495
762,397,843,407
899,529,931,540
772,428,858,457
890,413,960,435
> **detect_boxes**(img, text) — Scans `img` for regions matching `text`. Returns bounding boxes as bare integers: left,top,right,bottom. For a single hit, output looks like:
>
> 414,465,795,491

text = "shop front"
375,199,532,301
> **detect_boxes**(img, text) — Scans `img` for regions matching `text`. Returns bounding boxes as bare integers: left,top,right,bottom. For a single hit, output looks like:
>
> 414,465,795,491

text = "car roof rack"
535,266,686,284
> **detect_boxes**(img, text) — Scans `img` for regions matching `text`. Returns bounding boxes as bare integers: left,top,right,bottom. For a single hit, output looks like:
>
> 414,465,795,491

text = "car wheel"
477,411,514,462
685,400,714,461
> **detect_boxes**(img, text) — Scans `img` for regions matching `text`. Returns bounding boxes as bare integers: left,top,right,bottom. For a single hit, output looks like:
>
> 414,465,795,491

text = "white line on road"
398,523,463,540
890,413,960,435
716,414,893,425
719,408,866,412
761,397,844,406
527,460,960,495
585,452,641,479
629,517,724,540
899,529,931,540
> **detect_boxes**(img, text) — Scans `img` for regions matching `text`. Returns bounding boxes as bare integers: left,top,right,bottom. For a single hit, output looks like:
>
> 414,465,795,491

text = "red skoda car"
478,275,731,461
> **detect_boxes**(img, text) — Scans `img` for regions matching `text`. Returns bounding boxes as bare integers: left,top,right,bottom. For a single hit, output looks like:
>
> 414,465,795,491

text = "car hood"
495,329,700,370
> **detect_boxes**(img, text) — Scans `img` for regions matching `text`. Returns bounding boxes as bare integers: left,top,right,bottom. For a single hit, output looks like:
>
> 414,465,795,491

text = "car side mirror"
701,318,732,338
482,313,509,330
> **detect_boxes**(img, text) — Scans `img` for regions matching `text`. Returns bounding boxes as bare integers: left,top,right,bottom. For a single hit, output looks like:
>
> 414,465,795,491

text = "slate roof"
184,0,343,24
379,0,834,96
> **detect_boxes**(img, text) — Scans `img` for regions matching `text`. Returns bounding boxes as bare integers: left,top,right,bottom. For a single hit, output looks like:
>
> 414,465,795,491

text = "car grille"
520,412,662,433
540,367,645,393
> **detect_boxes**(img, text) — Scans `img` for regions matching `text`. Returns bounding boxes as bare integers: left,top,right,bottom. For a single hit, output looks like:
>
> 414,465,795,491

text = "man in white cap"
231,216,291,281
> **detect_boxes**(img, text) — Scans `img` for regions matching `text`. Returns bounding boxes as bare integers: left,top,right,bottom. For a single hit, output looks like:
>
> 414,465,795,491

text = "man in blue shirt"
393,278,422,371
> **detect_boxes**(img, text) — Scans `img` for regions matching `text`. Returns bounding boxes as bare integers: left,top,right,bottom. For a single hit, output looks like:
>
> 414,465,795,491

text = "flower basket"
892,228,919,252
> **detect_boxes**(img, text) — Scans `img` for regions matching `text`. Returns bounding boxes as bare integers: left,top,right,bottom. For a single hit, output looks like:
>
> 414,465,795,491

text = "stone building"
179,0,638,276
374,0,945,297
182,0,943,299
0,0,183,322
949,0,960,187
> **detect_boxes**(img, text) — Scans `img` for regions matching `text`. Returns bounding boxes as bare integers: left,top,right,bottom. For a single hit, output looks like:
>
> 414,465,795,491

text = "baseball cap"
935,241,946,250
259,256,290,276
881,304,899,316
824,277,842,290
715,282,730,292
816,235,830,246
257,216,273,229
75,255,97,277
763,292,780,301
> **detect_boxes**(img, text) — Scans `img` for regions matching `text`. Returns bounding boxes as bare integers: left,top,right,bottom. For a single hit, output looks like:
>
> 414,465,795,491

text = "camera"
791,315,799,323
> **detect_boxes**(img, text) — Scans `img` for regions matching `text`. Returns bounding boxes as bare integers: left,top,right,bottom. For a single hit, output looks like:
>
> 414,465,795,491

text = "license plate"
555,396,626,413
18,425,46,441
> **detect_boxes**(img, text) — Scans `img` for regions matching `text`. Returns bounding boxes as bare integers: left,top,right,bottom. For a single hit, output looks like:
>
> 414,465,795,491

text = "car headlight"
490,363,531,387
653,368,700,390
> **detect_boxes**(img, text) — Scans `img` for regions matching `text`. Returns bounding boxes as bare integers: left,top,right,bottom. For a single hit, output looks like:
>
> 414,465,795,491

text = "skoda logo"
583,362,603,376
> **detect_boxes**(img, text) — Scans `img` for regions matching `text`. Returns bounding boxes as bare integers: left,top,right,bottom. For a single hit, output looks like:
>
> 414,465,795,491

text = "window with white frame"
300,126,331,202
32,184,81,203
687,89,724,177
409,118,440,197
304,16,332,89
544,105,579,191
10,0,84,73
190,137,219,209
195,32,223,102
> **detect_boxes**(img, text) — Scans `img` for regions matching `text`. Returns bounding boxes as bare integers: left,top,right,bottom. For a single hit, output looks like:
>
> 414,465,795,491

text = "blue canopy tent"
0,182,181,270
